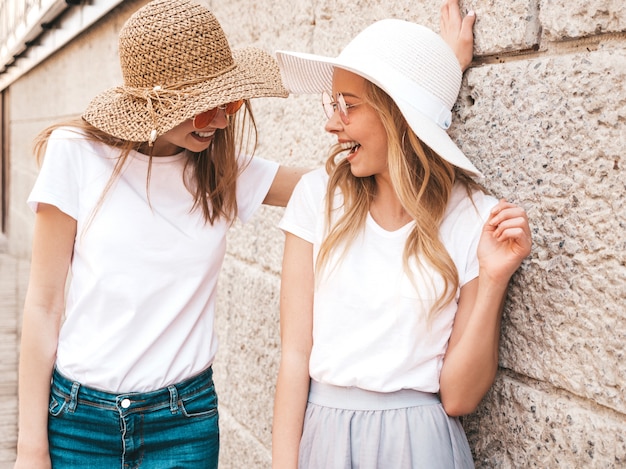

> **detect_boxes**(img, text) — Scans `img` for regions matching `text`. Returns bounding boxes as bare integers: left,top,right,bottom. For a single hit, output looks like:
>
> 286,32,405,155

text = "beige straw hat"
83,0,288,143
276,19,481,177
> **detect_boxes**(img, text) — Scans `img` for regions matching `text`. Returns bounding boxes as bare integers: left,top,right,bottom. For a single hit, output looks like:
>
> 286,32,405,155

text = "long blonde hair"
33,102,258,229
316,81,484,320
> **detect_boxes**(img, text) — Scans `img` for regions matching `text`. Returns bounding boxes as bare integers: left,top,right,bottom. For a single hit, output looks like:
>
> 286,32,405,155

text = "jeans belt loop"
68,381,80,413
168,385,179,414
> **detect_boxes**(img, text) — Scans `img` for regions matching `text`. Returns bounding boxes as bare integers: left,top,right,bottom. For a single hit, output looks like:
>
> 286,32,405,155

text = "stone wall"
5,0,625,467
209,0,626,467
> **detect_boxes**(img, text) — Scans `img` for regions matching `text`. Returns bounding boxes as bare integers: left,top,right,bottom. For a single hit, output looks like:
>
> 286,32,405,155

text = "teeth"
195,131,215,138
339,141,360,152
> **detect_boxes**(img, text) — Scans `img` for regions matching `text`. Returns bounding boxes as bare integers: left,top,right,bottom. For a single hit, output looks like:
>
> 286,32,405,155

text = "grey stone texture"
539,0,626,41
466,375,626,467
1,0,624,468
456,46,626,413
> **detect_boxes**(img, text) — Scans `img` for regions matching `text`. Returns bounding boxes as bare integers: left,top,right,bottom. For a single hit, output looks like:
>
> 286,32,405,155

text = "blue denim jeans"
48,367,219,469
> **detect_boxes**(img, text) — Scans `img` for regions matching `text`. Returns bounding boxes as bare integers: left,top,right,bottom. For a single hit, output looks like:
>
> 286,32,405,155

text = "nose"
324,111,343,134
209,109,229,130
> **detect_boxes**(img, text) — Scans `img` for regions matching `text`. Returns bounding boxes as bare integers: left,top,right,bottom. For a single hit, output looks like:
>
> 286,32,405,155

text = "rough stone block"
470,0,542,55
213,259,281,449
453,45,626,411
540,0,626,41
465,375,626,468
219,408,271,469
226,207,284,275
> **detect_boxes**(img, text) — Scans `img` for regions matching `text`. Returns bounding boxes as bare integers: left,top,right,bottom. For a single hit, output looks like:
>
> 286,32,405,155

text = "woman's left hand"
478,199,532,282
440,0,476,72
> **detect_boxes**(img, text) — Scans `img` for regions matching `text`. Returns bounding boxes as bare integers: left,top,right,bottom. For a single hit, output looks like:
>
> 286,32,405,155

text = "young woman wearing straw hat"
15,0,302,467
272,6,532,469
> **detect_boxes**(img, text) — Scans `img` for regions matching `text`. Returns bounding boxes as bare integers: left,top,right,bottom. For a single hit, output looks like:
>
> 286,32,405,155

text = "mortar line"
498,367,625,418
472,30,626,66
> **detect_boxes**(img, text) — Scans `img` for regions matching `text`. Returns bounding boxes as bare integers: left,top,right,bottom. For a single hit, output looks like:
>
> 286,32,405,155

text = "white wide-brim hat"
275,19,481,177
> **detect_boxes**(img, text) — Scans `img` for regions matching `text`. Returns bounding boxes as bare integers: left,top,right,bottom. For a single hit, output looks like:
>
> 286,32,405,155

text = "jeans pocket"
48,392,68,417
180,385,218,419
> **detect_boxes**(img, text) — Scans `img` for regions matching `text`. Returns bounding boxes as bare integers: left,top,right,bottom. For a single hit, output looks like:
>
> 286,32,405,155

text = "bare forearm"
16,305,61,458
440,200,532,415
263,166,311,207
272,353,310,469
15,204,74,467
273,233,314,467
439,275,509,416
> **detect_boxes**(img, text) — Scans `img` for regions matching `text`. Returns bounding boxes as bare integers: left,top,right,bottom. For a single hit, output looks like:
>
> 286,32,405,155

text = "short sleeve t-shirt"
28,127,279,392
279,168,498,393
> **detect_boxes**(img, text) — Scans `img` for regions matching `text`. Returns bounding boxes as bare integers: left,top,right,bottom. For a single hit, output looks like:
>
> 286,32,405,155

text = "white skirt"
298,381,474,469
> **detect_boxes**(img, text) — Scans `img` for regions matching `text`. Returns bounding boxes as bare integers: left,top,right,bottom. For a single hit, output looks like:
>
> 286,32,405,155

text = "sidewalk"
0,252,21,467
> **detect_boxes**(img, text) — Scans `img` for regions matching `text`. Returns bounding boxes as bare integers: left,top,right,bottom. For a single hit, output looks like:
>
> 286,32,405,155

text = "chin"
349,166,374,178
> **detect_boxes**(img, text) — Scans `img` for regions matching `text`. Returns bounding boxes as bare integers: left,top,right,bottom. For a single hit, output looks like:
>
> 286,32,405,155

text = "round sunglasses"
192,100,245,129
322,91,361,124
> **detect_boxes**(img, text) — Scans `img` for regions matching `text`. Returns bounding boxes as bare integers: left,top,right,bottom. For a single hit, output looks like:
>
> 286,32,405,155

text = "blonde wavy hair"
316,82,485,320
33,102,258,230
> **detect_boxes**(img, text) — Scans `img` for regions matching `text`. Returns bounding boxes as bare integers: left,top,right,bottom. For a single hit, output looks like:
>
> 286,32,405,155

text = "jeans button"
121,398,131,408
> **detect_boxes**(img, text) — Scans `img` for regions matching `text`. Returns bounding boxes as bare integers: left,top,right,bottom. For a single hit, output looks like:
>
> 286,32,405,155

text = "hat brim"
276,50,482,177
83,47,288,142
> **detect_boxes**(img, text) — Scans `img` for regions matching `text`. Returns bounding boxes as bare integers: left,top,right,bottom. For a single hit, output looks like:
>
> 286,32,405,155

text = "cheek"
172,125,195,141
361,114,386,139
368,123,388,152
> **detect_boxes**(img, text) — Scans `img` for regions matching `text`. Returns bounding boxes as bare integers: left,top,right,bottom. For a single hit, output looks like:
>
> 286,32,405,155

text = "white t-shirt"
28,127,278,393
279,168,498,393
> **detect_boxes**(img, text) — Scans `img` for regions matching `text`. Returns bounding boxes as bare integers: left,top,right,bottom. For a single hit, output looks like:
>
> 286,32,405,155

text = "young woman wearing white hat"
272,6,532,469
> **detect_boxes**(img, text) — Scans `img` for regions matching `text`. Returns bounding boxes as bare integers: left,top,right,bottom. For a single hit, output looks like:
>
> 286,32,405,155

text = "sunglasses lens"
225,99,244,114
336,94,349,124
322,91,334,119
192,100,245,129
193,108,218,129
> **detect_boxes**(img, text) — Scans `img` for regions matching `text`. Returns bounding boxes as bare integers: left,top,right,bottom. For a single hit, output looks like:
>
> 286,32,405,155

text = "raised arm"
440,0,476,71
15,204,76,469
272,232,315,468
439,200,531,416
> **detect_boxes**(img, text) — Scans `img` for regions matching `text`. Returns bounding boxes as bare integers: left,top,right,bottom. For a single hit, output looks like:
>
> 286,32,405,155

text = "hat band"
396,80,452,130
119,84,203,144
117,63,239,144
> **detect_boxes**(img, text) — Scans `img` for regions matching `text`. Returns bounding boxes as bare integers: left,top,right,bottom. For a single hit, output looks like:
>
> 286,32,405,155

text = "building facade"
1,0,624,467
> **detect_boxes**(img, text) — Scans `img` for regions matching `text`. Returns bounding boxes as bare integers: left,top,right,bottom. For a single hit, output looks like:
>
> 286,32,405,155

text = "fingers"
440,0,462,34
487,200,532,255
488,199,526,225
492,221,531,249
457,11,476,71
460,10,476,43
439,0,476,72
